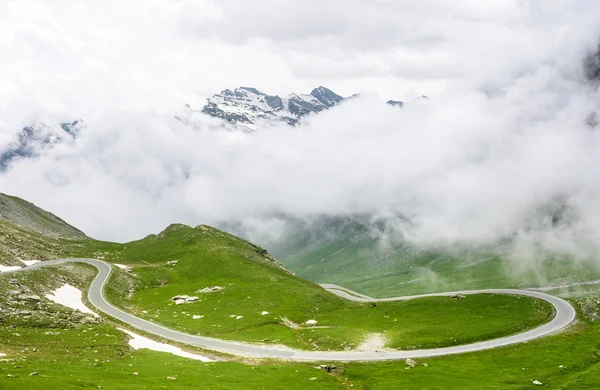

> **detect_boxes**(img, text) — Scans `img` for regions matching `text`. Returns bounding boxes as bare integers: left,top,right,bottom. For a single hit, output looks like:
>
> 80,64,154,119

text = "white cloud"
1,0,600,262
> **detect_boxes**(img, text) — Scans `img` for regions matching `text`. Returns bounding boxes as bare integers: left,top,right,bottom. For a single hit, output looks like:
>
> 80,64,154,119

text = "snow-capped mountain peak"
199,86,348,127
0,120,83,171
310,86,344,108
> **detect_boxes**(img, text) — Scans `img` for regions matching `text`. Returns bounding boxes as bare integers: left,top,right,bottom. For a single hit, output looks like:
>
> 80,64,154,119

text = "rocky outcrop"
1,284,100,328
197,286,224,293
171,295,200,304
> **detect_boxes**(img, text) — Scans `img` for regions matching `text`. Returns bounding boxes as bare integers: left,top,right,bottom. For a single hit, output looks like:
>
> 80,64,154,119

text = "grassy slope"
1,196,598,388
343,285,600,389
62,224,552,351
0,211,555,352
0,266,599,389
267,218,600,297
0,266,342,390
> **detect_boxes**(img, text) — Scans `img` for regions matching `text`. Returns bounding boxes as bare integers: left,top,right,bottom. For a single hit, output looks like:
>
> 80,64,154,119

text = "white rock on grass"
0,353,5,357
193,315,204,320
532,380,543,385
45,284,99,317
171,295,199,304
197,286,224,293
19,260,41,267
305,320,318,326
405,358,418,368
120,328,212,362
261,311,269,316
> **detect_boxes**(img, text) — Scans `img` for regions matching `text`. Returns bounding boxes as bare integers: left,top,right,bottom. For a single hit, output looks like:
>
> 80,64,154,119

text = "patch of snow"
120,329,213,362
532,380,543,385
0,353,5,357
45,284,99,317
236,316,243,320
20,260,41,267
0,265,22,272
114,264,130,270
305,320,318,325
357,333,388,352
261,311,269,316
193,315,204,319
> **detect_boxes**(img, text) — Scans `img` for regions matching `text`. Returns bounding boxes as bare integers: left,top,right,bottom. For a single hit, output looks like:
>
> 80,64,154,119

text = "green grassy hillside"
0,194,599,389
0,265,342,390
0,263,599,390
0,195,554,353
240,214,600,297
73,224,553,351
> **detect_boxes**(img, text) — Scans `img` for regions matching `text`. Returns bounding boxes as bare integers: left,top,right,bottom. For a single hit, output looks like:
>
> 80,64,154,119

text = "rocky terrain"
0,193,86,266
0,263,101,329
0,193,86,239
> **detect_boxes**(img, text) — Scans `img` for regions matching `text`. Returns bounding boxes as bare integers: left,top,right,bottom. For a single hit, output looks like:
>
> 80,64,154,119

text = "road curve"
3,258,576,362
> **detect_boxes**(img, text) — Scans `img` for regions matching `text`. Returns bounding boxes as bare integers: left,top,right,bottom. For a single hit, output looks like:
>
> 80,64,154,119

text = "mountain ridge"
0,120,83,171
198,85,348,128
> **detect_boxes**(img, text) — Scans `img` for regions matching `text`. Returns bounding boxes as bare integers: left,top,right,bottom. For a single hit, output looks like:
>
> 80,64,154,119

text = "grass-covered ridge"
0,195,556,352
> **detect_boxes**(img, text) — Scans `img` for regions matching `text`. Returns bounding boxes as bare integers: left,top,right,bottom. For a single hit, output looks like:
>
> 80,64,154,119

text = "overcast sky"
2,0,600,260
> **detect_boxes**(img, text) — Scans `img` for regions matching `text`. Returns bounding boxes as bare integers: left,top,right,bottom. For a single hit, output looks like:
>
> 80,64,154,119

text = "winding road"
3,258,576,362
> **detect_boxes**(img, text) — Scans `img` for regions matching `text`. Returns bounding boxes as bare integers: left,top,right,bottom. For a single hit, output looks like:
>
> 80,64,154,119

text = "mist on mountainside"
2,1,600,271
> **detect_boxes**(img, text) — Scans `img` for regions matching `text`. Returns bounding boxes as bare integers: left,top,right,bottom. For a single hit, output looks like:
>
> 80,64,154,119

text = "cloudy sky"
2,0,600,256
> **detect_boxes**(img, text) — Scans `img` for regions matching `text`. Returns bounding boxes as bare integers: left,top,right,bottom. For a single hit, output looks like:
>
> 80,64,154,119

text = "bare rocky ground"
0,222,66,265
0,264,102,329
0,193,86,239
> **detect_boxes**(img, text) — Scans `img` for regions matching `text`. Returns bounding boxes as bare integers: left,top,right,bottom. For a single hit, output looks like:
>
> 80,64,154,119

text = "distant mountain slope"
0,193,86,239
0,120,83,171
220,212,600,297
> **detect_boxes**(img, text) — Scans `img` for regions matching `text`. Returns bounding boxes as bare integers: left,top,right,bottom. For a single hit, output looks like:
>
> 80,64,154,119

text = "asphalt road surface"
3,258,576,361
